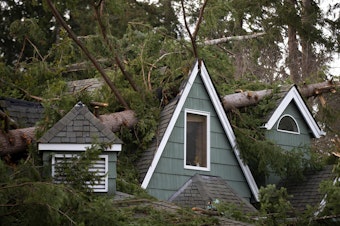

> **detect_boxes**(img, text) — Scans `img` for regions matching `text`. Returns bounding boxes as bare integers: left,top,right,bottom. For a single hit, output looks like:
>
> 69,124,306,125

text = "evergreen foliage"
319,160,340,217
0,152,221,225
228,89,322,185
257,184,293,226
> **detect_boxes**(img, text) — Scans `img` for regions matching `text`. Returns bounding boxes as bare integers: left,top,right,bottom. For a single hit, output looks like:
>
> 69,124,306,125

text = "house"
0,97,44,128
137,60,259,206
260,85,325,184
38,102,123,195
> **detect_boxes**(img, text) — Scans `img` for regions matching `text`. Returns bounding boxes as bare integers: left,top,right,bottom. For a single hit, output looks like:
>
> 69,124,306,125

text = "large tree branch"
45,0,130,109
204,32,266,45
0,110,137,157
222,81,339,111
2,81,338,156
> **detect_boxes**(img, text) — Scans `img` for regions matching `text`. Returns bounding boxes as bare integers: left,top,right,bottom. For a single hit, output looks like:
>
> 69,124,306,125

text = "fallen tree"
1,81,338,156
222,81,339,111
0,110,137,157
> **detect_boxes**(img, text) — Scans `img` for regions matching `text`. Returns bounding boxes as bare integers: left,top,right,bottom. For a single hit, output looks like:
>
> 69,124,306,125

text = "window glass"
277,115,299,133
186,113,207,167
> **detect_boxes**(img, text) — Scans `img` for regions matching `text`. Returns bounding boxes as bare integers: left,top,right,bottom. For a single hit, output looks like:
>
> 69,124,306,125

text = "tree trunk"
222,81,338,111
98,110,138,132
301,0,316,81
203,32,266,45
0,110,137,157
222,90,273,111
1,82,338,156
286,0,301,84
0,127,35,157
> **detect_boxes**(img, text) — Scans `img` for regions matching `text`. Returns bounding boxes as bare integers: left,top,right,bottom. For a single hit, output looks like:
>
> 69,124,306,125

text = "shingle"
280,165,335,213
0,97,44,128
39,103,122,145
168,174,257,214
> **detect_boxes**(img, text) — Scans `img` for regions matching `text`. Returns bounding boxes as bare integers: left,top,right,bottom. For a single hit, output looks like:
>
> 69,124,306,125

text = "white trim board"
141,61,199,189
264,86,325,138
184,109,211,171
38,143,122,152
141,60,259,201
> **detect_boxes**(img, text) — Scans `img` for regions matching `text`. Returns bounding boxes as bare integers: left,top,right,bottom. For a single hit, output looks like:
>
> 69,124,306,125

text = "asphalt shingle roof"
168,174,258,214
281,165,335,213
0,97,44,128
39,102,122,144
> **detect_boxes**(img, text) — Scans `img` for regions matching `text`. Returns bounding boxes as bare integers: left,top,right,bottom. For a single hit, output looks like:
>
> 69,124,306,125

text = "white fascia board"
264,86,325,138
38,143,122,152
200,62,259,201
141,60,200,189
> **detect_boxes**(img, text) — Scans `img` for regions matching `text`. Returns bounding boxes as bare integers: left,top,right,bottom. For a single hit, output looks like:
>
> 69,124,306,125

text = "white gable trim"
263,86,325,138
200,62,259,201
38,143,122,152
141,61,199,189
141,60,259,201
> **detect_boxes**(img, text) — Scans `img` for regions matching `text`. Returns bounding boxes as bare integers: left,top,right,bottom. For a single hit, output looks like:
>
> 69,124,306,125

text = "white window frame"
276,114,300,134
184,109,210,171
52,154,108,192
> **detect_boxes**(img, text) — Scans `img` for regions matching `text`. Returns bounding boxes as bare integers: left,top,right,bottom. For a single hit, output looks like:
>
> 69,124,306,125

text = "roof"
137,59,259,201
66,78,104,94
168,174,258,214
280,165,335,213
39,102,122,151
0,97,44,128
263,85,325,138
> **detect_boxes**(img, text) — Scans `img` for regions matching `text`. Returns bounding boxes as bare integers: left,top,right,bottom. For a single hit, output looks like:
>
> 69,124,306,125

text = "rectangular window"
184,110,210,170
52,154,108,192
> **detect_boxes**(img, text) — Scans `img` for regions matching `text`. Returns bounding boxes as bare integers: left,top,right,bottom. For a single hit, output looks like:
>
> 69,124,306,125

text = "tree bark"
0,110,137,157
1,81,338,156
98,110,138,132
0,127,35,157
204,32,266,45
286,0,301,84
301,0,316,81
222,81,338,111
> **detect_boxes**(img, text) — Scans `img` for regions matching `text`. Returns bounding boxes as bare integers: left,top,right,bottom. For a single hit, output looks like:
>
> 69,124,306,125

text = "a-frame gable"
141,60,259,201
263,86,325,138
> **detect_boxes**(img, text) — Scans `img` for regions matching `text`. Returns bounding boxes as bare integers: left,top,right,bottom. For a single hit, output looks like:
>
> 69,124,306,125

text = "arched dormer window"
277,114,300,134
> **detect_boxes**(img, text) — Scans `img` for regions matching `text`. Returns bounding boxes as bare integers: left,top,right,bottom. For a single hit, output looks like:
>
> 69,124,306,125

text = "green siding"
146,74,252,201
265,102,313,184
266,102,312,149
